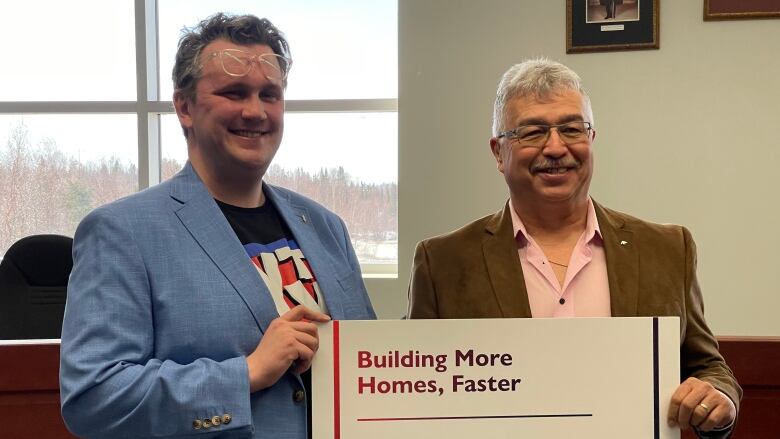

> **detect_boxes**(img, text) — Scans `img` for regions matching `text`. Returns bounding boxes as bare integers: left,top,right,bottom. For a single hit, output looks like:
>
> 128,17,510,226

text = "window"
0,0,398,273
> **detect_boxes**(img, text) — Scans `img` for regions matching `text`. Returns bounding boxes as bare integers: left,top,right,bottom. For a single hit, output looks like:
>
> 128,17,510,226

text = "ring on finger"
698,402,710,413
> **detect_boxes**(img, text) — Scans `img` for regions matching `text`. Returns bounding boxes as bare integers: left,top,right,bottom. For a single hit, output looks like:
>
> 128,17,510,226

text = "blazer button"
211,415,221,426
222,414,232,425
202,418,212,429
193,419,202,430
293,389,305,403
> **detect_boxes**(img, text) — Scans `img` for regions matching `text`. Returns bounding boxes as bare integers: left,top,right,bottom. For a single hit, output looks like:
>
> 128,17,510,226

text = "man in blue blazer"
60,13,375,438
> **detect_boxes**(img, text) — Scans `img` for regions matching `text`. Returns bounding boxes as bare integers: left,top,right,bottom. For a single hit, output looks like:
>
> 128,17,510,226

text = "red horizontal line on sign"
357,414,593,422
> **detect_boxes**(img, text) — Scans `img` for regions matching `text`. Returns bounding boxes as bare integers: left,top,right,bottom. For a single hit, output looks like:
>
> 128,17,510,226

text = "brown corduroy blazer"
407,200,742,410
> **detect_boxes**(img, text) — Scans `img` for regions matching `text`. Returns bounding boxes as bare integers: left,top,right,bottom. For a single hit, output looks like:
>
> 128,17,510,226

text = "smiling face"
490,88,595,211
174,39,285,184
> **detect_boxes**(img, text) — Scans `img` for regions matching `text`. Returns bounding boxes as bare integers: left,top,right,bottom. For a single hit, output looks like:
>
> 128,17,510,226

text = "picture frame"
566,0,660,54
704,0,780,20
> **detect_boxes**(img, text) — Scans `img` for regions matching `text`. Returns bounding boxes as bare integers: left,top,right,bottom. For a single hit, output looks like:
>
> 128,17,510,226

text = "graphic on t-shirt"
243,238,326,316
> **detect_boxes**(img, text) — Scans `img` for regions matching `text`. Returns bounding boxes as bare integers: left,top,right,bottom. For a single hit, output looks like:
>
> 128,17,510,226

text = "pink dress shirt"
510,198,611,318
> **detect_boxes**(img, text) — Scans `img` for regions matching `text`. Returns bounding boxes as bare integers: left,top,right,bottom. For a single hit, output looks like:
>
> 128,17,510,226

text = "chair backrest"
0,234,73,339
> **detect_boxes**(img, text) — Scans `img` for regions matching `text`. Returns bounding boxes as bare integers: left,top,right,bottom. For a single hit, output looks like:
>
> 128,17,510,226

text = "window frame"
0,0,398,276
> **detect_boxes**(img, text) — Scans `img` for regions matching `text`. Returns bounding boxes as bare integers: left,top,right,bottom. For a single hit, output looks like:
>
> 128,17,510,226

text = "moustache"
530,157,582,173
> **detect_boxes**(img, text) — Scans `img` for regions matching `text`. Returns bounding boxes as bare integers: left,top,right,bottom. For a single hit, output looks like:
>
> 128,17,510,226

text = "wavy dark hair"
173,13,291,100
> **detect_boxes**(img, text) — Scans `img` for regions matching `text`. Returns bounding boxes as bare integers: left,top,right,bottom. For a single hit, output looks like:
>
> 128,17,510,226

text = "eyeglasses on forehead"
202,48,292,82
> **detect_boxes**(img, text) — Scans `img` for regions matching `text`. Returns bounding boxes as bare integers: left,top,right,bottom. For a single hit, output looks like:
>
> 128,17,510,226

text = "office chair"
0,234,73,339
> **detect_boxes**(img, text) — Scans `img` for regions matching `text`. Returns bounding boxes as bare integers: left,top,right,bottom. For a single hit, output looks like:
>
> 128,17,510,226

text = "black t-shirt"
216,199,327,315
216,198,321,438
216,199,291,248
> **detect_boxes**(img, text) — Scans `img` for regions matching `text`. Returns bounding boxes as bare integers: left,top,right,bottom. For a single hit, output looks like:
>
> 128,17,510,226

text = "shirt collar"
510,197,603,247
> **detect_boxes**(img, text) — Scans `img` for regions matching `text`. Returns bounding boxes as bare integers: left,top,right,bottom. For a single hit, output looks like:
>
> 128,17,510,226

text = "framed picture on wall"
566,0,659,53
704,0,780,20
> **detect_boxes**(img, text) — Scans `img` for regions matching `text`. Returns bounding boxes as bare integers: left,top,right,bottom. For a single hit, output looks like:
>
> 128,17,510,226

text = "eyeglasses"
203,49,292,83
497,121,593,148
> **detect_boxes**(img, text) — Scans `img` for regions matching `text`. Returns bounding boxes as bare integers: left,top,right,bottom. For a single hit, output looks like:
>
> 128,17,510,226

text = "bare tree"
1,123,396,262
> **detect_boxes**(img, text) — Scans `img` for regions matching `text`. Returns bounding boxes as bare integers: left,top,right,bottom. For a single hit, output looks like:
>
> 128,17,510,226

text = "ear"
489,137,505,174
173,90,194,134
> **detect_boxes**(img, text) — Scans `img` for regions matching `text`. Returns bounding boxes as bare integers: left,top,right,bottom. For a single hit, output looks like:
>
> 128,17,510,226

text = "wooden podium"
0,338,777,439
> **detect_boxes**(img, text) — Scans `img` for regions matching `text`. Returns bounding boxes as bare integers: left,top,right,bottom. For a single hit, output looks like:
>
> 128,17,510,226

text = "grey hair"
491,58,594,136
173,13,291,101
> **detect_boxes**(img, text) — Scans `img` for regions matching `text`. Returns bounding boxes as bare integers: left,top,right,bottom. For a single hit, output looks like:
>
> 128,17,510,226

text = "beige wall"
365,0,780,336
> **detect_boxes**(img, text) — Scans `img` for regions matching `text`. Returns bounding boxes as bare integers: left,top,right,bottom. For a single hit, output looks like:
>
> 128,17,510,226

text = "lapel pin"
300,214,308,223
620,240,628,245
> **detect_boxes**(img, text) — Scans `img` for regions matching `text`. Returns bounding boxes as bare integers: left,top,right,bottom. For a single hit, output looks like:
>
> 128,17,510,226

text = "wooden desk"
682,336,780,439
1,337,777,439
0,341,75,439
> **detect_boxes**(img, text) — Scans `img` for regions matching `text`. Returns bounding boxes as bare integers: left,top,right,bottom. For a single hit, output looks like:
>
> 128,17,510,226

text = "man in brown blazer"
407,59,740,438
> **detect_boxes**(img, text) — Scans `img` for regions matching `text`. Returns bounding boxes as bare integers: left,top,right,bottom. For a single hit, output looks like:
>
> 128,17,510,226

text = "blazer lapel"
594,202,640,317
264,185,348,320
169,163,280,332
482,203,533,318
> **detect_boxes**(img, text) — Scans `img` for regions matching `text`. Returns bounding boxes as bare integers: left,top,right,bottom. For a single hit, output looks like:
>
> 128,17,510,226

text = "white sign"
313,317,680,439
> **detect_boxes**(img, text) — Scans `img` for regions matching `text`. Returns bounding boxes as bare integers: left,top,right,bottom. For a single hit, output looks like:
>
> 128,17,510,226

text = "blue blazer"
60,162,376,438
